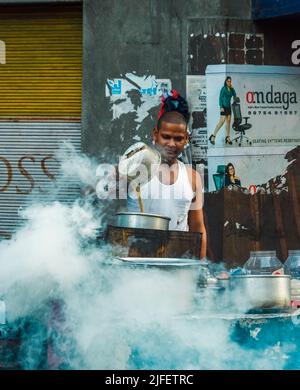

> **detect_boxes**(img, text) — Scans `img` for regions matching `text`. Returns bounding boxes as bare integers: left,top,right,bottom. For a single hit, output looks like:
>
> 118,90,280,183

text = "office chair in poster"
212,165,226,191
231,97,252,146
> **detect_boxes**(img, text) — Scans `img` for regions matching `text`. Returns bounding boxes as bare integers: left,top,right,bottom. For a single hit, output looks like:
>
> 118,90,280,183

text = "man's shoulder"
184,164,200,176
184,164,202,192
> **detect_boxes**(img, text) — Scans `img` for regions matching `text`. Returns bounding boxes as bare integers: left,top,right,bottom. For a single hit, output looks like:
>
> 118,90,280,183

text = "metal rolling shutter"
0,4,82,118
0,4,82,238
0,121,81,237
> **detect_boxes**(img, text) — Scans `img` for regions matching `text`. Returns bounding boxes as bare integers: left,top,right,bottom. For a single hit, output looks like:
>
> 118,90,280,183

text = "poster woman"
224,163,241,187
209,76,236,146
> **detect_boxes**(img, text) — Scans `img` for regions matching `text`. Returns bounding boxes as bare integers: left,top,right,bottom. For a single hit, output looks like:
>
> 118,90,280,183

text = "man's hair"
157,93,190,130
157,111,188,131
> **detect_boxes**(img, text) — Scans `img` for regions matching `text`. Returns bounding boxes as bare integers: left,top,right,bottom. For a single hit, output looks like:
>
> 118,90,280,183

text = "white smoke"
0,146,293,370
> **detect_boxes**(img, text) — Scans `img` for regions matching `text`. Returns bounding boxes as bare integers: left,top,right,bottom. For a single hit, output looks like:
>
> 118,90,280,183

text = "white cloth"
127,160,195,231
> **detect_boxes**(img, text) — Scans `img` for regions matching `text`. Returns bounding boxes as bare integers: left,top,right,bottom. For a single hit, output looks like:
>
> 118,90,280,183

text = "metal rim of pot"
114,212,171,230
115,256,205,268
116,212,170,219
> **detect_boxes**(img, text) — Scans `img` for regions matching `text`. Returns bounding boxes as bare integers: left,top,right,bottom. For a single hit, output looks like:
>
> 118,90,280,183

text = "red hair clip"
157,89,180,120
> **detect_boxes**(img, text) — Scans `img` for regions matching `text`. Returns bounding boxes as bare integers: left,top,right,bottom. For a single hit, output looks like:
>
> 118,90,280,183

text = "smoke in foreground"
0,146,296,369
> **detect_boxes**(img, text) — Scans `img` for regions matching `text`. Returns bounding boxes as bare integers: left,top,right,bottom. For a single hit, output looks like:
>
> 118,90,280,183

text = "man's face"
152,121,188,164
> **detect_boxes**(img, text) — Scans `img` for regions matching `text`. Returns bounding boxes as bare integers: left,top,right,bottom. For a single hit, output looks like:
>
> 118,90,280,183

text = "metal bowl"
114,212,171,230
230,275,291,309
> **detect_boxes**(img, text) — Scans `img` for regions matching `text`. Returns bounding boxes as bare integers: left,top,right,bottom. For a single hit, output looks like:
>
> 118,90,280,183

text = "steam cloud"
0,144,294,369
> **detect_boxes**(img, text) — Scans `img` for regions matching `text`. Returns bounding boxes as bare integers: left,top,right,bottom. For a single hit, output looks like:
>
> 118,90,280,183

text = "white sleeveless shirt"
127,160,195,231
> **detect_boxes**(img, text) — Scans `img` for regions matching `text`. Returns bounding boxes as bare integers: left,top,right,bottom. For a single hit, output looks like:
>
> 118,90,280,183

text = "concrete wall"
0,1,80,3
82,0,252,160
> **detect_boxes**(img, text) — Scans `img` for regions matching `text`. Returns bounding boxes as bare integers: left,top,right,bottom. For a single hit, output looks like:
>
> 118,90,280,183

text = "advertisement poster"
206,64,300,190
190,127,208,161
186,75,207,112
207,145,291,192
206,64,300,147
186,76,208,161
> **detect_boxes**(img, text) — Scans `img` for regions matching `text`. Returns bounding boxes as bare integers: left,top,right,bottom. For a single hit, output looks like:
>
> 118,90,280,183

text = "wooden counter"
106,225,202,259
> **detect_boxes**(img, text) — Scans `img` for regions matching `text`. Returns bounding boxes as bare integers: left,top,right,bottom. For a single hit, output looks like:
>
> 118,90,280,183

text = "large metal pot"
114,212,170,230
230,275,291,309
115,257,206,313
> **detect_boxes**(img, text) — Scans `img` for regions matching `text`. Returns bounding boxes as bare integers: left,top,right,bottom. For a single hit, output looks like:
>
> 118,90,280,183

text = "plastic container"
243,251,283,275
284,250,300,279
284,250,300,300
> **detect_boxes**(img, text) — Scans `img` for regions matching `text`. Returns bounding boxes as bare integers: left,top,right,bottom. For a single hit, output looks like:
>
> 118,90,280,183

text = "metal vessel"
118,142,161,185
114,212,171,230
230,275,291,309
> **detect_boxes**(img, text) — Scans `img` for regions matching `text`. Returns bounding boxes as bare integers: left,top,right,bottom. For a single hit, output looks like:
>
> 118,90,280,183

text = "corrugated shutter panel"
0,121,81,237
0,4,82,238
0,4,82,118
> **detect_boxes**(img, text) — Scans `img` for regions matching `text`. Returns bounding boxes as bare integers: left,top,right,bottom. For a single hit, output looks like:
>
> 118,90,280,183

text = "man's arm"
187,169,207,260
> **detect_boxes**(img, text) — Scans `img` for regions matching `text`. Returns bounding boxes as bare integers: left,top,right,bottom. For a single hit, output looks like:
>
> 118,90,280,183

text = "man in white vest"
127,90,207,260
